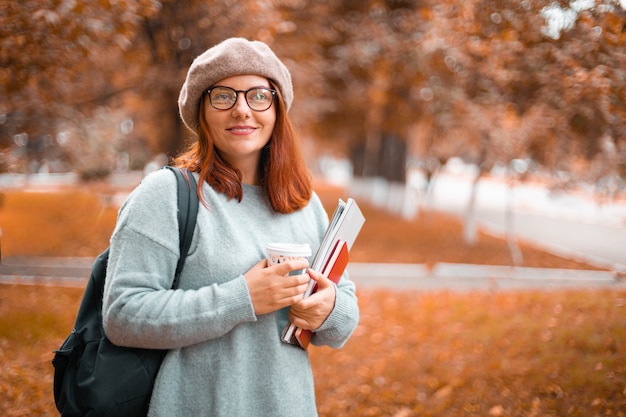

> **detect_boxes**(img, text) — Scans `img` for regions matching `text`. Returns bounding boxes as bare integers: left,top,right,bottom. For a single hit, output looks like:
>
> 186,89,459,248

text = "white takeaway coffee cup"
266,243,312,275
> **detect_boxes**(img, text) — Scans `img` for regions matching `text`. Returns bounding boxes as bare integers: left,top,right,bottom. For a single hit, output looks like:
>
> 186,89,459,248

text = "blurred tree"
277,0,624,252
0,0,159,175
0,0,283,175
278,0,419,179
412,0,626,246
1,0,624,202
278,0,624,181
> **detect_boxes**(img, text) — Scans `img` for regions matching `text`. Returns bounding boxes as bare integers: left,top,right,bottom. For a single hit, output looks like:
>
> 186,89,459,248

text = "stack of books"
281,198,365,349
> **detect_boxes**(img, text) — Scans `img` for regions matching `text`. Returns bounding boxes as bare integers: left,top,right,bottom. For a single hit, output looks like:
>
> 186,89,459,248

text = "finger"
306,268,332,289
255,258,269,269
287,312,308,329
269,259,309,276
306,267,322,279
280,278,310,295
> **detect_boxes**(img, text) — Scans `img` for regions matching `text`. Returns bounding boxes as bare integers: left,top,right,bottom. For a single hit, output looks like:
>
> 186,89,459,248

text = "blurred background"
2,4,626,415
1,0,625,266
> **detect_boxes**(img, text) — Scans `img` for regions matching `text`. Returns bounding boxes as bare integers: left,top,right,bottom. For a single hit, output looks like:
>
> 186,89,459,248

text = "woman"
102,38,359,417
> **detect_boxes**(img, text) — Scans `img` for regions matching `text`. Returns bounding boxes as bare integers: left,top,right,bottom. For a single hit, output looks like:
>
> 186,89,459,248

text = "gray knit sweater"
102,168,359,417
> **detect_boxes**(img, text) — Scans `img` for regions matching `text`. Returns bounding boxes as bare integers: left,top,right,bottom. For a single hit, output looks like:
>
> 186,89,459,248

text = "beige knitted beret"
178,37,293,135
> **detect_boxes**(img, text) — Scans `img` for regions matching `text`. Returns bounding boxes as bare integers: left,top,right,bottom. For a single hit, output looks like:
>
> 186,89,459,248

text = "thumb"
307,268,332,290
255,258,269,270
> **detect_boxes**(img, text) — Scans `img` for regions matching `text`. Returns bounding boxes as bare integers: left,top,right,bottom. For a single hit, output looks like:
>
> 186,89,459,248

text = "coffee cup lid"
266,242,312,257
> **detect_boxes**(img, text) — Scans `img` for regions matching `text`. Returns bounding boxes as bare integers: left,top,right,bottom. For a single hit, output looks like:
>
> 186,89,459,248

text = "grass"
0,285,83,416
0,186,623,416
0,285,623,416
0,189,118,258
311,290,626,416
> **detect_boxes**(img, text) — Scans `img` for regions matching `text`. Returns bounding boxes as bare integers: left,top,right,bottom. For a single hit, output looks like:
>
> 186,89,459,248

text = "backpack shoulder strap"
163,166,199,289
80,167,199,334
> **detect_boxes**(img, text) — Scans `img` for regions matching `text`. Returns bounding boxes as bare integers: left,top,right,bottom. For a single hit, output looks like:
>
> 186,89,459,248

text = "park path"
1,256,624,292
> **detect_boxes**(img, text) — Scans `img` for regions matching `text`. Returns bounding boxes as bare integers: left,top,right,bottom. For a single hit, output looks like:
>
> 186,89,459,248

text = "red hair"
174,80,312,214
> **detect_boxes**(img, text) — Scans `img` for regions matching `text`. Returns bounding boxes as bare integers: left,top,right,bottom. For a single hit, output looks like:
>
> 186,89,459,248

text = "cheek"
263,112,277,134
202,106,218,126
266,120,276,136
202,111,226,140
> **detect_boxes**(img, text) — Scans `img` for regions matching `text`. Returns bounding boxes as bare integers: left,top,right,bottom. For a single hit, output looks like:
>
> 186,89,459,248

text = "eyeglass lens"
208,87,275,111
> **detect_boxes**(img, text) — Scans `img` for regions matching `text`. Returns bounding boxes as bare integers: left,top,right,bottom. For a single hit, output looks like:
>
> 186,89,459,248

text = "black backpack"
52,167,199,417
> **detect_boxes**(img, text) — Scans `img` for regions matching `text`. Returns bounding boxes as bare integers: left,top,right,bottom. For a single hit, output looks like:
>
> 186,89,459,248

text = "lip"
227,125,257,135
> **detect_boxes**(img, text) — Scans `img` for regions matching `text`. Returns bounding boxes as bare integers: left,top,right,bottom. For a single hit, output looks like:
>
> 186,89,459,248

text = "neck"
240,169,259,185
231,155,260,185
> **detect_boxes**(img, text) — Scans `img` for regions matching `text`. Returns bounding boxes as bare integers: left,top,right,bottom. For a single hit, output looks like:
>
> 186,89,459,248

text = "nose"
231,92,251,118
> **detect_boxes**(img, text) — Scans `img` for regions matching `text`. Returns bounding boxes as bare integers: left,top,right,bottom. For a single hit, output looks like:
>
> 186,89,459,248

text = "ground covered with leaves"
0,185,624,416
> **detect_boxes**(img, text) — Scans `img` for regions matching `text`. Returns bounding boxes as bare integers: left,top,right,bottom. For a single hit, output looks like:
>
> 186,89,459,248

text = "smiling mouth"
228,127,257,134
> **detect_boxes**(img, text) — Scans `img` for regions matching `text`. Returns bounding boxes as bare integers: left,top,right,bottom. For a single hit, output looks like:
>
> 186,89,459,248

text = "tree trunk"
463,172,481,246
505,179,524,265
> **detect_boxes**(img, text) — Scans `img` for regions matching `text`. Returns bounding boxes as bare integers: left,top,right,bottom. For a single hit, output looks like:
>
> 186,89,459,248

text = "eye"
247,88,271,101
213,92,234,101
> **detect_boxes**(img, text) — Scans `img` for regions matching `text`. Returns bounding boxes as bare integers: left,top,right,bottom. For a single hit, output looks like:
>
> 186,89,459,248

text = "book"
281,197,365,349
293,240,349,349
321,240,349,284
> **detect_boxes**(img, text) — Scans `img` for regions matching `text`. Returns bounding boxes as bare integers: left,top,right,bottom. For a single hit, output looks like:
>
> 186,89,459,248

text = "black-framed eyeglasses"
206,86,276,112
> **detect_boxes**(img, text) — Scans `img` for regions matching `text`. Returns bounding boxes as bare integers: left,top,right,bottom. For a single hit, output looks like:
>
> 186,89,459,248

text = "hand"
288,268,336,331
244,258,310,316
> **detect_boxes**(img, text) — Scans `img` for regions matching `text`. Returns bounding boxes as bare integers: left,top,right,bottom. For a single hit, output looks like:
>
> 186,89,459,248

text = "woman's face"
202,74,276,176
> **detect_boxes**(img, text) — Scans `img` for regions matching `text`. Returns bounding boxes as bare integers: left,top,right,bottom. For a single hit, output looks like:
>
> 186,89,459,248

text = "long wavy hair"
173,80,312,214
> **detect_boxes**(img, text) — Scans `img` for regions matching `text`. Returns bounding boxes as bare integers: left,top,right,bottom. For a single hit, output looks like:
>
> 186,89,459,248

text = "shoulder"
115,168,179,234
309,191,328,217
136,168,177,197
300,191,329,231
121,169,176,208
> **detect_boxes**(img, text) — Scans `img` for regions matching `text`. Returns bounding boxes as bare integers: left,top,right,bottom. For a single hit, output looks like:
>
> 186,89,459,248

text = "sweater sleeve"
102,170,257,349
